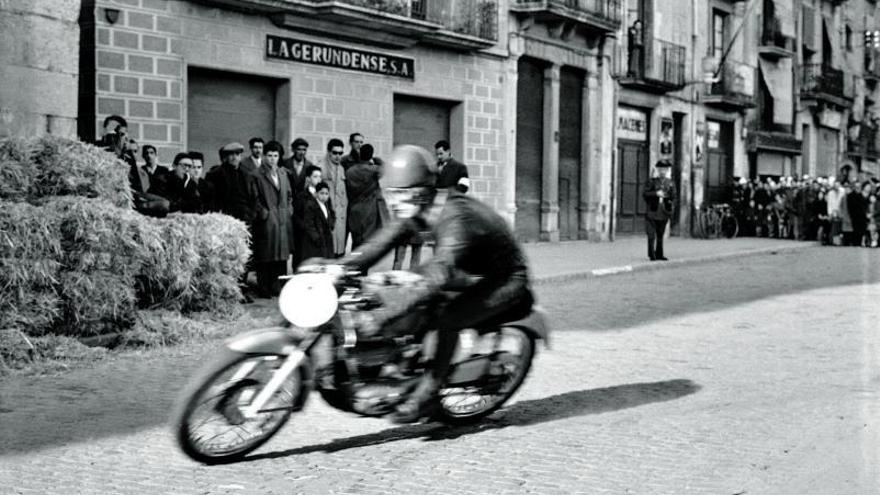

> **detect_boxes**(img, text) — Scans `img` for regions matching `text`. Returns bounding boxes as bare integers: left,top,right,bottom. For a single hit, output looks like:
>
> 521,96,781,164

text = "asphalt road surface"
1,246,879,494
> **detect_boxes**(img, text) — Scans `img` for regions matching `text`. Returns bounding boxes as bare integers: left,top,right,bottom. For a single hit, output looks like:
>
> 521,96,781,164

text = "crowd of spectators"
726,172,880,248
96,114,470,300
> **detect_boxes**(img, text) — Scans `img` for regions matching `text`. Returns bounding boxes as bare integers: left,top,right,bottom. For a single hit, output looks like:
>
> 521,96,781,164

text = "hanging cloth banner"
822,14,841,69
772,0,795,38
758,58,793,125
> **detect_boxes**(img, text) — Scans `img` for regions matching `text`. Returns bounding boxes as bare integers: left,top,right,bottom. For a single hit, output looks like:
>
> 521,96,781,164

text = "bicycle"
696,204,739,239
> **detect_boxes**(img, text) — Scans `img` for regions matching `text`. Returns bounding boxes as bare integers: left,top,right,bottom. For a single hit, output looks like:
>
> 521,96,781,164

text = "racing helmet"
381,145,438,189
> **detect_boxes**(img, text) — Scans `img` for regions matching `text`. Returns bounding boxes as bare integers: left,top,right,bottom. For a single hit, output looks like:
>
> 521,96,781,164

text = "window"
712,11,727,62
846,25,853,51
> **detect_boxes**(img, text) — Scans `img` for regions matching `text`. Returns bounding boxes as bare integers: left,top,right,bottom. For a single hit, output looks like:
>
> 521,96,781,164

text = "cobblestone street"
2,247,880,494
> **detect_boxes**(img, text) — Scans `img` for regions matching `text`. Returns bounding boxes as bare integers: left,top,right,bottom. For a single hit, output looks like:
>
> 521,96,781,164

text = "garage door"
393,94,452,151
187,67,278,161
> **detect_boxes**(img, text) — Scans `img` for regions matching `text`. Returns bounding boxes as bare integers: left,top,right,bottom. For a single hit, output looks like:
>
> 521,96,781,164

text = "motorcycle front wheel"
437,327,535,425
172,349,310,464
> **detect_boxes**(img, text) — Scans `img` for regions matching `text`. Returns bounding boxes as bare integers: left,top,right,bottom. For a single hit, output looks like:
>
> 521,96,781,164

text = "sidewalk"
369,236,812,285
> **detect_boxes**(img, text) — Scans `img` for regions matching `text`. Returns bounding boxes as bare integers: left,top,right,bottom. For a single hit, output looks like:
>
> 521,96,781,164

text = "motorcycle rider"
332,145,535,424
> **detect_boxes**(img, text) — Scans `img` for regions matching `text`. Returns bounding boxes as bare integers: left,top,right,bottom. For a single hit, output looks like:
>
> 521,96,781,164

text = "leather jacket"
341,193,531,318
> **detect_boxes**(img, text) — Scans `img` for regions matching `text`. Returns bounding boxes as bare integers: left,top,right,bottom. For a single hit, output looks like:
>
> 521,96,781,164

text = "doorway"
558,67,584,240
187,67,279,159
515,57,546,242
616,140,649,233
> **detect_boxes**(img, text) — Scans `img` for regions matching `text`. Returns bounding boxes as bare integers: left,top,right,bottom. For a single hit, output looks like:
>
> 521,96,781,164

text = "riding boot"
390,330,457,424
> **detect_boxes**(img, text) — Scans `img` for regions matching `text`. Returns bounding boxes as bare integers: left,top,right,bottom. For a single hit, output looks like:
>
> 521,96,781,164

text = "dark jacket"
345,160,385,248
847,192,869,233
342,194,530,318
165,173,202,213
642,177,676,221
437,158,469,193
202,162,259,224
252,164,295,263
302,195,335,260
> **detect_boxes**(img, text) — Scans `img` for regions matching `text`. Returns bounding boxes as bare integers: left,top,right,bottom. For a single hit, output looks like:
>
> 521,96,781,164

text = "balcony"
748,130,802,155
619,39,686,94
510,0,622,36
848,126,879,159
703,61,756,111
800,63,852,108
214,0,499,50
758,16,794,60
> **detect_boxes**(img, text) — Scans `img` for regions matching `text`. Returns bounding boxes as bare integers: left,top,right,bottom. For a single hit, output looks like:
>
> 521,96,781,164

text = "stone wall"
0,0,80,138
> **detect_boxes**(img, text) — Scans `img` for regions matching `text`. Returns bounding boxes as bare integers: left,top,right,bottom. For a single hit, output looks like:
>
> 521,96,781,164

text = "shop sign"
707,121,721,149
659,117,674,159
266,35,415,80
617,107,648,141
694,121,705,167
817,108,842,130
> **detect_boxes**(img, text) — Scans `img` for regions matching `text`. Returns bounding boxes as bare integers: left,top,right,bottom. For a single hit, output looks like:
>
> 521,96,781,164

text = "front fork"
235,331,320,419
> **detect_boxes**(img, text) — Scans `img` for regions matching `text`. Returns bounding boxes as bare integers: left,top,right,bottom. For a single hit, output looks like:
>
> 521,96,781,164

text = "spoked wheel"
437,327,534,425
172,349,309,464
721,215,739,239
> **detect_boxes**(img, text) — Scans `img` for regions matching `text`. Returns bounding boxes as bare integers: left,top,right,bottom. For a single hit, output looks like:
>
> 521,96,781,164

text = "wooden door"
705,120,733,205
187,68,277,160
515,57,545,242
558,68,583,240
393,95,451,150
617,140,649,233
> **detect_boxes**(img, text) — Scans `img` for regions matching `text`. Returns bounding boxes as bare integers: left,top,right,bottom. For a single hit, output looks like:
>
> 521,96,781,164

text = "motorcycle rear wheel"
172,349,309,464
437,327,535,425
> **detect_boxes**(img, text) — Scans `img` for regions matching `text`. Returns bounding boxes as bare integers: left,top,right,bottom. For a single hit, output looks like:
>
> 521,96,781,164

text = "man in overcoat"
345,144,385,249
642,159,676,261
251,141,294,298
282,137,314,268
203,142,260,297
320,138,348,257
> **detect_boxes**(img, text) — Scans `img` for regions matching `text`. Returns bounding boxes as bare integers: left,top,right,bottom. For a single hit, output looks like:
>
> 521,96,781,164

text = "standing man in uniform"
642,159,676,261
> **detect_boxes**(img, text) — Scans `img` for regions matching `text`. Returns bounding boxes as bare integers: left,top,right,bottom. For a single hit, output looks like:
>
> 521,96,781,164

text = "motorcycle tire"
436,329,535,425
172,348,310,464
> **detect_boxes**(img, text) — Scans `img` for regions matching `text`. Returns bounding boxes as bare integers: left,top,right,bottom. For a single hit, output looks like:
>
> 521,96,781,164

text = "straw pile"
138,213,250,313
0,136,132,208
0,136,251,346
0,201,63,335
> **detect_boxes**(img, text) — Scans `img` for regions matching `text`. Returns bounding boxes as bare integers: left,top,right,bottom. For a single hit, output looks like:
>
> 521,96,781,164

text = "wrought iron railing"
801,63,845,98
514,0,622,24
322,0,498,40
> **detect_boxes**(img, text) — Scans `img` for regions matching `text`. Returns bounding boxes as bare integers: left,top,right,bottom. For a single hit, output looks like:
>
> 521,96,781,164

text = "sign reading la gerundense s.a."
266,35,415,80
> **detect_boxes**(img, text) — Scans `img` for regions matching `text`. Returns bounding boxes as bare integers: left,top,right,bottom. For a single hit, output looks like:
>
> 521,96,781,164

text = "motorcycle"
172,266,550,464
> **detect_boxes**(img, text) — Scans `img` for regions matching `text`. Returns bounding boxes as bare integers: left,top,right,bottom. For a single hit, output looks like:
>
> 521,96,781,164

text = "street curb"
533,242,814,285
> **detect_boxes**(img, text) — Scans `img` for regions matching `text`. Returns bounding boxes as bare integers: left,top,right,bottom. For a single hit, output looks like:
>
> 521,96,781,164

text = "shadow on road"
243,378,700,461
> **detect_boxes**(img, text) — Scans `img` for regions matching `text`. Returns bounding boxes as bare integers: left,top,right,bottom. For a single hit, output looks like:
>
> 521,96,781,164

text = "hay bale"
49,197,163,276
0,136,133,208
57,270,136,337
0,201,63,290
0,289,63,336
0,138,39,203
121,309,212,347
138,213,249,313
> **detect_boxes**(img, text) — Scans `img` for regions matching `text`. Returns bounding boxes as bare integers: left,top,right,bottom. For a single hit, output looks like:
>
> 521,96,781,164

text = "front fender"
502,306,551,349
225,326,315,402
225,326,304,355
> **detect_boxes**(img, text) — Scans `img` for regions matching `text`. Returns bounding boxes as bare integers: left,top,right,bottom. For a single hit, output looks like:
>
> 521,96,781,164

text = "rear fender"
499,306,551,349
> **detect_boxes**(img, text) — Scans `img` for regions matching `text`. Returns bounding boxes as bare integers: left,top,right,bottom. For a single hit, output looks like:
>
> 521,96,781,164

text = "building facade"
3,0,879,242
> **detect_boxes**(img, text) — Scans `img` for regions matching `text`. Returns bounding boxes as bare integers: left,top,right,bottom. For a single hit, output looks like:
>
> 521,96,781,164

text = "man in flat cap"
203,142,260,298
642,159,676,261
